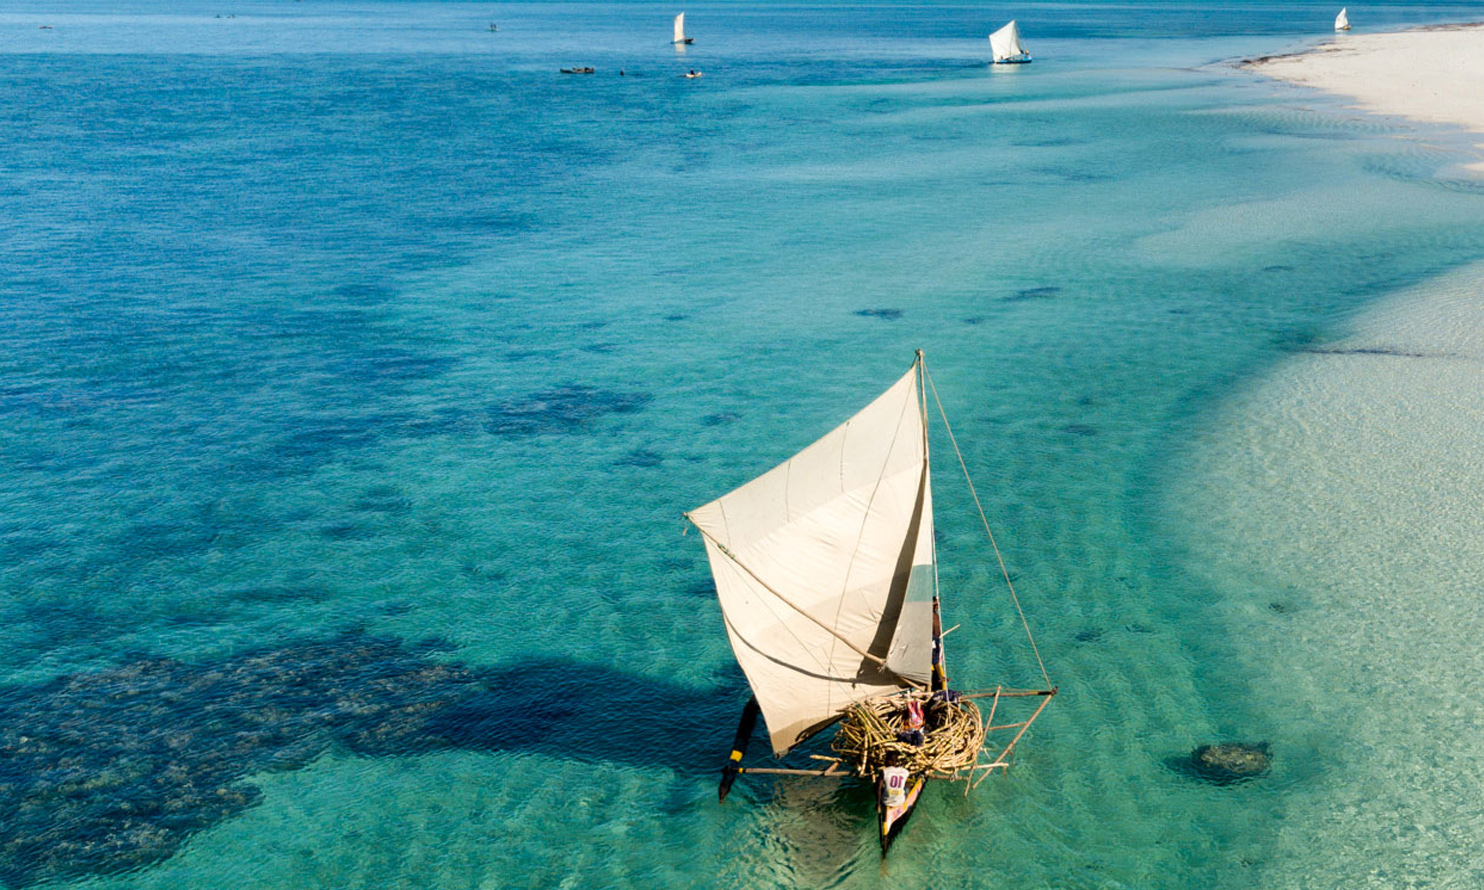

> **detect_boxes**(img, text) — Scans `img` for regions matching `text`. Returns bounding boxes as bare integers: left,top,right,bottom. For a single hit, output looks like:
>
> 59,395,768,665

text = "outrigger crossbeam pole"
961,687,1057,699
729,763,850,779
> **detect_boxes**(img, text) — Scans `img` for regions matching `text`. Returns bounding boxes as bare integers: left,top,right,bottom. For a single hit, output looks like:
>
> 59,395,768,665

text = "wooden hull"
877,774,926,854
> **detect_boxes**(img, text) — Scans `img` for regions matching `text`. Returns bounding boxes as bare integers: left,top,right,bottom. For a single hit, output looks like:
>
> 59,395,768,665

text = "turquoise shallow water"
4,1,1484,888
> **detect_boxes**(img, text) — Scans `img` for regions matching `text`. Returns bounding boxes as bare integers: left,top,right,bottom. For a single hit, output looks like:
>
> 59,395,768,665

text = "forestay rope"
922,363,1053,691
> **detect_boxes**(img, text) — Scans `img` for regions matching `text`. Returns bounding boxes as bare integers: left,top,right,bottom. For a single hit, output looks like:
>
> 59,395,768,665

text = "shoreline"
1244,22,1484,170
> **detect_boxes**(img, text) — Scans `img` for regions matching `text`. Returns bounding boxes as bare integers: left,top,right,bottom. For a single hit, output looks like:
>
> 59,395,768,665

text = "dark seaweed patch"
319,522,376,541
1006,286,1061,302
458,562,505,581
0,635,476,886
1062,423,1098,437
484,385,652,436
615,448,664,469
0,532,65,563
0,635,731,886
327,348,457,384
1295,346,1431,358
270,421,380,469
395,407,478,440
1012,137,1084,148
113,520,221,560
701,412,738,427
1174,742,1272,785
353,486,413,516
854,309,902,321
1072,628,1103,644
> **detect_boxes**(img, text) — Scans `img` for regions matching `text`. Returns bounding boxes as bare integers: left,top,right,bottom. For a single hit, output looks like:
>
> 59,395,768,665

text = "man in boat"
880,754,909,810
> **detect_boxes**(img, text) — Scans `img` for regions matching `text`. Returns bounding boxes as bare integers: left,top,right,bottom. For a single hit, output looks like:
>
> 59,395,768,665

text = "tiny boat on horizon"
673,12,694,45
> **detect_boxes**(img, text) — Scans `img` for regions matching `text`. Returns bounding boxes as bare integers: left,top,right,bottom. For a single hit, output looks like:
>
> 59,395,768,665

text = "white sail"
689,363,937,756
989,20,1029,63
673,12,688,44
1334,7,1350,30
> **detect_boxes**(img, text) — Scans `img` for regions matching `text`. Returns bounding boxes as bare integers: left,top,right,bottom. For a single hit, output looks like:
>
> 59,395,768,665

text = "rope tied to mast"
922,362,1053,691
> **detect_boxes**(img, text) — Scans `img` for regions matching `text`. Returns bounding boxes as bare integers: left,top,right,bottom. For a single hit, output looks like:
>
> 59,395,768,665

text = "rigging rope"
923,364,1053,690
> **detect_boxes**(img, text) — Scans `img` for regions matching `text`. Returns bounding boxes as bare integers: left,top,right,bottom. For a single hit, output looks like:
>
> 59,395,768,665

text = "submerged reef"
0,634,476,887
484,384,652,436
1186,742,1272,785
0,634,729,887
1005,286,1061,302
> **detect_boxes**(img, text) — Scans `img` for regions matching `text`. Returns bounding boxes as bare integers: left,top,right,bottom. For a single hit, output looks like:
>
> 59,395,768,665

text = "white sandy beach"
1156,23,1484,887
1165,260,1484,886
1249,22,1484,169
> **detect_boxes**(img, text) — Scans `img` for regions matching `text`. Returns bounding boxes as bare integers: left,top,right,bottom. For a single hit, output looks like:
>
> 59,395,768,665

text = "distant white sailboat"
673,12,694,45
989,20,1031,64
1334,7,1350,30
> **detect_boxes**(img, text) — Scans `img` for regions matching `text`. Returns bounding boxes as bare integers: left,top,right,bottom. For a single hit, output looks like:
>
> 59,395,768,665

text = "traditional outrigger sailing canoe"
673,12,694,45
989,20,1032,64
685,351,1056,853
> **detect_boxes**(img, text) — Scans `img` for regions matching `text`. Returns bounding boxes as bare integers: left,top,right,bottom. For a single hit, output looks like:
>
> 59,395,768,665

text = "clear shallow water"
1161,263,1484,889
3,1,1484,888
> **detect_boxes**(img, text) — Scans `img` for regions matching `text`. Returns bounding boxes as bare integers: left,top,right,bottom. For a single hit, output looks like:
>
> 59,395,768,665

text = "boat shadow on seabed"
0,631,738,888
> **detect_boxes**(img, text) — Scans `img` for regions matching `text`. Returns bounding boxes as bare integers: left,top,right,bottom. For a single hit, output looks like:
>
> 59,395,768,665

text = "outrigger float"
685,351,1056,853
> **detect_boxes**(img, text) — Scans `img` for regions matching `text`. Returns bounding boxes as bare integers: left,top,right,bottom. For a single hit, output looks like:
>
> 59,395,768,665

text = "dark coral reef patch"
0,634,729,887
484,384,652,436
0,634,474,887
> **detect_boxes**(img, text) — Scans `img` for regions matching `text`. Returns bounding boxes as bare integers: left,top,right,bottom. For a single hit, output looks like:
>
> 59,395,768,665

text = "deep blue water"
3,1,1484,887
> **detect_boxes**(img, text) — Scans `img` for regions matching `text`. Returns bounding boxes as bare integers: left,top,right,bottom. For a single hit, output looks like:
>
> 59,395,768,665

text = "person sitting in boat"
881,755,909,809
894,699,927,746
925,689,960,729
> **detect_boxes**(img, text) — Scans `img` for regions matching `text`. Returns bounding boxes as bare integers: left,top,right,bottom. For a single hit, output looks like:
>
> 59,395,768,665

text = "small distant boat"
989,20,1031,64
560,67,595,74
488,22,498,32
1334,7,1350,31
38,24,53,29
673,12,694,45
684,69,703,79
693,352,1056,854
